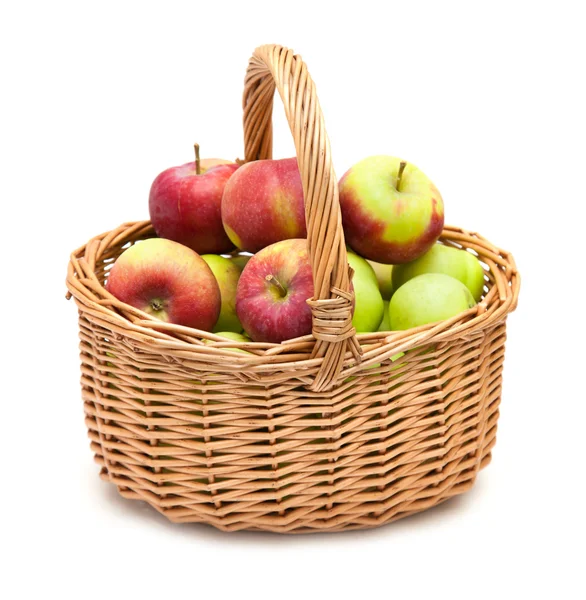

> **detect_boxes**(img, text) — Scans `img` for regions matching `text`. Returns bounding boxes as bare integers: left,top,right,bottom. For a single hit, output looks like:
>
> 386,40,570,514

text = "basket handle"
242,44,362,391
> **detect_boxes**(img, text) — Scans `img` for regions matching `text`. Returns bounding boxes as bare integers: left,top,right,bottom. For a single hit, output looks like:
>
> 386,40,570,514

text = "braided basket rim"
66,220,519,387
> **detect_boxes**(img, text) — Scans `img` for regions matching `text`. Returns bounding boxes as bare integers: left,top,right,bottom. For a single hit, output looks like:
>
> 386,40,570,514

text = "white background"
2,1,584,598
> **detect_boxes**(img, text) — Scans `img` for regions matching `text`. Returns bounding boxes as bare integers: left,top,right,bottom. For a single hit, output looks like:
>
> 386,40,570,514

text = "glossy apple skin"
392,243,486,301
235,238,314,343
149,159,239,255
339,155,444,264
204,331,251,354
221,157,306,253
106,238,220,331
201,254,243,333
230,253,252,271
367,260,394,300
378,300,391,332
347,251,384,332
389,273,476,331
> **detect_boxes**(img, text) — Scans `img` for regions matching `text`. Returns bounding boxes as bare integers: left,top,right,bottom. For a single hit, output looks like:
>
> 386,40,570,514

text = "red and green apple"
106,237,220,331
339,155,444,264
221,157,306,253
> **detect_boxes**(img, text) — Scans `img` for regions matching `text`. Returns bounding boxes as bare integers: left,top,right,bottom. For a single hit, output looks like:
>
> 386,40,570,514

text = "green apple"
347,251,384,332
339,155,444,264
392,243,486,301
378,300,391,331
201,254,243,333
230,253,252,271
204,331,251,353
367,260,394,300
389,273,476,330
212,331,250,342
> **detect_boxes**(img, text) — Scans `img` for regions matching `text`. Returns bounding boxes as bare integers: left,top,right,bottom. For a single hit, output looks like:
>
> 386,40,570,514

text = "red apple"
235,238,314,343
221,157,306,253
149,145,239,255
106,237,220,331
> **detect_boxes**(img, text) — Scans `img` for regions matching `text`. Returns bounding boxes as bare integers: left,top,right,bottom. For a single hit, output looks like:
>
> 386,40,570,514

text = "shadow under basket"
65,44,520,533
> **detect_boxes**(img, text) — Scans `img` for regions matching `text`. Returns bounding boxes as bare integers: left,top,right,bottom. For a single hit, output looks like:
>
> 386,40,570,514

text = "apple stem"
194,143,201,175
265,274,287,298
396,161,407,191
151,299,163,311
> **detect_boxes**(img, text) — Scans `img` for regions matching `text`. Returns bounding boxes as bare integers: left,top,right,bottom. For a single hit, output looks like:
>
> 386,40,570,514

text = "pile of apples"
106,146,485,344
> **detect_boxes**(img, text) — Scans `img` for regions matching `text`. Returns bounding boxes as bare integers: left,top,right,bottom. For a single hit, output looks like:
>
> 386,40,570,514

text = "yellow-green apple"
236,238,314,343
367,260,394,299
230,253,252,271
106,238,220,331
339,156,444,264
389,273,476,331
149,144,239,255
213,331,250,342
201,254,243,333
378,300,391,332
392,243,486,301
347,251,384,332
204,331,251,353
221,157,306,253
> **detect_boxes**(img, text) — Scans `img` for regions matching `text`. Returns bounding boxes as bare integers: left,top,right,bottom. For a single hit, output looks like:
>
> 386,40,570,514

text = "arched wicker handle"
243,44,362,391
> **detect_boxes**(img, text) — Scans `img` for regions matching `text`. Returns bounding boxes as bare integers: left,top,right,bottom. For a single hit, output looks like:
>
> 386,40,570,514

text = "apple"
106,237,220,331
201,254,243,333
339,155,444,264
212,331,250,342
204,331,251,353
221,157,306,253
378,300,391,332
392,243,486,301
389,273,476,331
347,251,384,332
230,253,252,271
235,238,314,343
367,259,394,300
149,144,239,255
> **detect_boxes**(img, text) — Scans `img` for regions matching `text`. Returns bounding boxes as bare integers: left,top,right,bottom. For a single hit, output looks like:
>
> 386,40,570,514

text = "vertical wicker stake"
242,44,362,392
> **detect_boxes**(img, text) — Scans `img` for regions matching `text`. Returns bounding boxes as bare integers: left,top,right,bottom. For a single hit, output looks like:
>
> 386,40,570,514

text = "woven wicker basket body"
66,45,519,533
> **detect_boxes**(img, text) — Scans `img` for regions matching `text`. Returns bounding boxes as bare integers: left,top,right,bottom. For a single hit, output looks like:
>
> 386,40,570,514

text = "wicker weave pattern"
65,45,519,533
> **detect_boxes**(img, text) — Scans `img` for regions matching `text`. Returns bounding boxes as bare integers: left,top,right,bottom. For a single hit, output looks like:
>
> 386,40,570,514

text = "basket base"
98,452,492,534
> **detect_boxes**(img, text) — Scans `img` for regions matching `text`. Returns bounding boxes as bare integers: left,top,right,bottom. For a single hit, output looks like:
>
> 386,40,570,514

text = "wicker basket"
66,44,520,533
